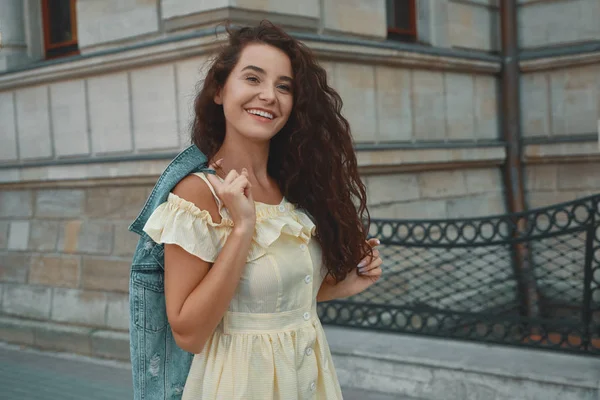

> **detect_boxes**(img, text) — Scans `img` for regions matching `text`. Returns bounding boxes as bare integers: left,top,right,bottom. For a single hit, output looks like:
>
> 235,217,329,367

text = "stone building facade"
0,0,599,360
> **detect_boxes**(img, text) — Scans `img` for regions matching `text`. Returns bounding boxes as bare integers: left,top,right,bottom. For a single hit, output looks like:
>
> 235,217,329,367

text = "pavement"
0,343,404,400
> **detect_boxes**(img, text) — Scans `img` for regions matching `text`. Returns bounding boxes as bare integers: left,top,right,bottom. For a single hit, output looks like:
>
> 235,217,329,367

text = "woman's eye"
278,84,291,92
246,76,259,83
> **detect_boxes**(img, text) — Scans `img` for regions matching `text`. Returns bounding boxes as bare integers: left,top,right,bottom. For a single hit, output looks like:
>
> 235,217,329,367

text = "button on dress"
143,173,343,400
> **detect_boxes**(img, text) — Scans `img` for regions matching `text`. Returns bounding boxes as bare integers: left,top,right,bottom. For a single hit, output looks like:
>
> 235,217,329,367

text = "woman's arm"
164,170,255,353
316,238,382,302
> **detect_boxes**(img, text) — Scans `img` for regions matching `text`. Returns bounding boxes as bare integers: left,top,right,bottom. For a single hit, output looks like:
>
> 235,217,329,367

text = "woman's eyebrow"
241,65,293,82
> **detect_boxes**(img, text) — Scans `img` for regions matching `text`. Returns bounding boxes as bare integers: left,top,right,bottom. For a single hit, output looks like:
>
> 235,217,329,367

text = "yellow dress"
143,172,343,400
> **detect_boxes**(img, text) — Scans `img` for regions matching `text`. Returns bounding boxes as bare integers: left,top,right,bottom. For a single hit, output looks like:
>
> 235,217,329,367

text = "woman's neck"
213,134,270,184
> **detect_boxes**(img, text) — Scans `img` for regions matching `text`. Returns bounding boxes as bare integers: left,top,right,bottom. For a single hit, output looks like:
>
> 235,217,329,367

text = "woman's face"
215,43,294,143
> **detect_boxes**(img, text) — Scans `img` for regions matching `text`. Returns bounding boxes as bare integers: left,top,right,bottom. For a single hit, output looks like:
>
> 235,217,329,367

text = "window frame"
387,0,418,40
41,0,79,59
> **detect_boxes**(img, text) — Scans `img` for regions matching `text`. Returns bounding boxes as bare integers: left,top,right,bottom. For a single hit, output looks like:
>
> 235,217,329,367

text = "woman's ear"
214,87,223,105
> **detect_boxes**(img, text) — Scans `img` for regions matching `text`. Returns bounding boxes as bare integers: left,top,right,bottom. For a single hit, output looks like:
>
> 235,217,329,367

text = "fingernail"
357,261,367,268
358,267,367,274
376,239,381,245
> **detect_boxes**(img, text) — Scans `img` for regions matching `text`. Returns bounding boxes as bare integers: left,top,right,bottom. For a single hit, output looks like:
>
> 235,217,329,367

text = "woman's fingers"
359,258,383,277
367,238,380,248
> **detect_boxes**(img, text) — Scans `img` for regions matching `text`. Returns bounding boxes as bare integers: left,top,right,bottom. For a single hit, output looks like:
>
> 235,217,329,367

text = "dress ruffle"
143,193,316,262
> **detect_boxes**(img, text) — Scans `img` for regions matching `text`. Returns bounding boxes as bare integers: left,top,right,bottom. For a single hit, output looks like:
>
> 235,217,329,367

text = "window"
386,0,417,42
41,0,79,59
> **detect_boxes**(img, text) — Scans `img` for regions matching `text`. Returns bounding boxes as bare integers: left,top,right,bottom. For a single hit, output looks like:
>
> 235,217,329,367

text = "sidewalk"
0,343,402,400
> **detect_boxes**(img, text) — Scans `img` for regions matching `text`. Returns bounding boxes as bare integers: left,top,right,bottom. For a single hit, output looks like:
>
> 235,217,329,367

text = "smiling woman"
134,20,382,400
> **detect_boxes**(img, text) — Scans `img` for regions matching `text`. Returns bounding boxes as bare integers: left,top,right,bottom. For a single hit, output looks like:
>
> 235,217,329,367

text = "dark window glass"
48,0,73,44
386,0,417,42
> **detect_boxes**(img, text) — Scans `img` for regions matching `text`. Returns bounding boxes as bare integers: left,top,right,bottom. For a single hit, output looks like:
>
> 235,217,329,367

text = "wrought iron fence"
317,194,600,354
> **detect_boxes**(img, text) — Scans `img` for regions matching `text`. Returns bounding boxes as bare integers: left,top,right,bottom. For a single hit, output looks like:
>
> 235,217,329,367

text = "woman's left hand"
343,238,383,297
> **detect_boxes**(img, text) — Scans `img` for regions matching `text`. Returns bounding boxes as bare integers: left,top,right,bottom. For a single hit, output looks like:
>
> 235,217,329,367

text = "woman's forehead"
236,43,293,76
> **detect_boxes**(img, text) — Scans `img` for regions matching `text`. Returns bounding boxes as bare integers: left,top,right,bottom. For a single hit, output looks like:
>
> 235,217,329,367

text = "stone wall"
518,0,600,49
0,187,144,334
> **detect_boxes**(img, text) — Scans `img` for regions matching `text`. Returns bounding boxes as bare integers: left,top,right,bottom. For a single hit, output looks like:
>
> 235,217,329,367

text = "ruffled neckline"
160,193,316,262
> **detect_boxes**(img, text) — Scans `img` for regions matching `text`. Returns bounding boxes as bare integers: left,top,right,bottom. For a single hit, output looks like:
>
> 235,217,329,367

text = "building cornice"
520,41,600,72
0,29,501,91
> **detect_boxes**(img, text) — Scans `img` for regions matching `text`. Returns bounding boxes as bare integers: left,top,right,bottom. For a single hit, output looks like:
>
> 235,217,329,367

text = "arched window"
41,0,79,59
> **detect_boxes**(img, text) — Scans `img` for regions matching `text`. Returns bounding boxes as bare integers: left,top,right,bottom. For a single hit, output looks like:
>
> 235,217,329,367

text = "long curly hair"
191,21,371,283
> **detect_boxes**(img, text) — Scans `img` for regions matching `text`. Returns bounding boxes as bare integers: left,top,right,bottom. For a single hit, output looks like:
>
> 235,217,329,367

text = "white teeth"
247,109,273,119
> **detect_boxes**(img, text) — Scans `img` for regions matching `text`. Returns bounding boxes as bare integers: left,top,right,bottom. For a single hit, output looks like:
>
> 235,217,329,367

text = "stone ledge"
0,28,500,92
325,326,600,399
0,315,129,361
524,140,600,164
0,146,507,187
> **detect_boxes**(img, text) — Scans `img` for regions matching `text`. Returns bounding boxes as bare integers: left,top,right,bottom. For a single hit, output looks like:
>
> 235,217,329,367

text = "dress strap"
191,172,224,211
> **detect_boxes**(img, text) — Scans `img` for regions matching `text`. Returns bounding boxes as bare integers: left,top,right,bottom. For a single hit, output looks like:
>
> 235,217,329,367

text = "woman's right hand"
206,160,256,234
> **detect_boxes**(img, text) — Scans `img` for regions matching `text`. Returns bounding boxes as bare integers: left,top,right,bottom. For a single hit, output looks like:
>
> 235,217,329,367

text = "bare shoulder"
172,174,221,223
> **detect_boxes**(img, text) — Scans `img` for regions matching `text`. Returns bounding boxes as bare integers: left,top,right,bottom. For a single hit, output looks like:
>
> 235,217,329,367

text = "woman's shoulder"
172,173,221,223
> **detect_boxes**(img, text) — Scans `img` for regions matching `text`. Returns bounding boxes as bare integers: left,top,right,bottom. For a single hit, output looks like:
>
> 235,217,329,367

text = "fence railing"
317,194,600,354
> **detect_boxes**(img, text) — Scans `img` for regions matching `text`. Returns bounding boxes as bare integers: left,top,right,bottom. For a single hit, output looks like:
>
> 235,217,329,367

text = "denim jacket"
128,145,213,400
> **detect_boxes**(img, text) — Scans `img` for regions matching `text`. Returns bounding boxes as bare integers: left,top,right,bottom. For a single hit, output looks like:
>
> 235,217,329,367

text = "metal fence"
317,194,600,354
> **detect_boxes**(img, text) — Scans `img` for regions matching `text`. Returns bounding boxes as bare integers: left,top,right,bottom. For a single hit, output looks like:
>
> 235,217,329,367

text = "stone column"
0,0,30,71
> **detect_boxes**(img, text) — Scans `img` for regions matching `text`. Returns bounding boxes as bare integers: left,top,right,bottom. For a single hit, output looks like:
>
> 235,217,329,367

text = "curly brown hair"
191,21,371,283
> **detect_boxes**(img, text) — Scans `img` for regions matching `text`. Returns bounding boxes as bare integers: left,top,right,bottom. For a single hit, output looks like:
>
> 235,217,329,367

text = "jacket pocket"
131,269,168,332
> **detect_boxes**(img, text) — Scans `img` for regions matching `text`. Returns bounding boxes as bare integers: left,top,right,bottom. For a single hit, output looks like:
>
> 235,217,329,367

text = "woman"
143,21,383,399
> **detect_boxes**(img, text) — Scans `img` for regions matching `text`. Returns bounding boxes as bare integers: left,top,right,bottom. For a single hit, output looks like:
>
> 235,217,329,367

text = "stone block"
175,56,210,146
51,288,107,327
35,189,85,218
0,316,36,345
49,79,90,156
91,330,131,361
2,284,52,319
334,63,377,142
464,168,503,194
28,220,59,251
85,187,148,219
445,73,475,141
7,221,30,251
130,64,179,151
15,85,52,159
106,293,130,330
413,71,446,141
527,191,589,209
0,91,18,161
0,221,8,249
113,223,140,257
322,0,387,38
550,65,600,136
77,0,159,50
87,72,133,154
519,0,599,49
29,255,80,288
557,163,600,191
0,190,33,218
231,0,319,18
57,220,81,253
474,75,499,140
58,221,114,255
520,73,550,137
34,324,93,355
0,253,29,283
393,200,448,220
525,164,558,192
82,257,130,293
161,0,228,19
448,2,495,51
375,66,412,142
446,194,506,218
418,170,467,199
366,174,420,205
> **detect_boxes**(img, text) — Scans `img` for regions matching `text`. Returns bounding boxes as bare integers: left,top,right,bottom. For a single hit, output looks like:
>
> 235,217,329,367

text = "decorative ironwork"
318,194,600,354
